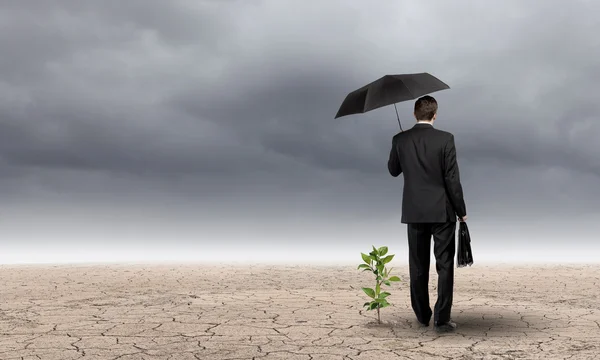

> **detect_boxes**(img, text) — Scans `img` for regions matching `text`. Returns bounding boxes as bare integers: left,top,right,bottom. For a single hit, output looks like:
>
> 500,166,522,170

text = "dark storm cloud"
1,0,600,223
176,0,600,181
0,0,238,177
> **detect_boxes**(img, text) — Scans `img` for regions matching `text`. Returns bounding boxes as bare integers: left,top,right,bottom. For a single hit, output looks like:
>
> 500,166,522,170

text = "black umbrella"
334,73,450,131
457,221,474,267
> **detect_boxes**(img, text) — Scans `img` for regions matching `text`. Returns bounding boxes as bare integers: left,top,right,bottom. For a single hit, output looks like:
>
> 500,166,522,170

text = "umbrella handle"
393,103,403,132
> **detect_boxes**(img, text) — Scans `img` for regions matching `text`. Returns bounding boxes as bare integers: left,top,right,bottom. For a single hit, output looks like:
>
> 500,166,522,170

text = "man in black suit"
387,95,467,333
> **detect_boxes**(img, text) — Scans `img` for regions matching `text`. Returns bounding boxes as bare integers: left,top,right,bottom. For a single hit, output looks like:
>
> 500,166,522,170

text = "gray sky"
1,0,600,264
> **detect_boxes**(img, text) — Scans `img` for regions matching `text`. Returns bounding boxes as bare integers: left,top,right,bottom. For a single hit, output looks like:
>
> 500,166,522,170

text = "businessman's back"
387,95,467,333
389,124,466,223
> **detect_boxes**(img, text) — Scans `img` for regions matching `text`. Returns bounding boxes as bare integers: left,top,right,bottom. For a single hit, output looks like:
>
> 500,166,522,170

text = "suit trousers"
407,222,456,324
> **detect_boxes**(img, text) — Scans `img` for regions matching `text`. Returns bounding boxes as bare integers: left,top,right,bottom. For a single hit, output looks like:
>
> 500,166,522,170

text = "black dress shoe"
419,321,429,327
434,319,457,332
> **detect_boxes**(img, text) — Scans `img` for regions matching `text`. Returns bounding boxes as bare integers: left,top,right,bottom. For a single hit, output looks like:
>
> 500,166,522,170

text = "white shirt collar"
416,121,433,126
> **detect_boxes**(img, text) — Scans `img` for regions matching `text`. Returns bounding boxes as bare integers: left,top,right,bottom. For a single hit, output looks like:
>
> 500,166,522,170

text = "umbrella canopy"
334,72,450,130
457,221,474,267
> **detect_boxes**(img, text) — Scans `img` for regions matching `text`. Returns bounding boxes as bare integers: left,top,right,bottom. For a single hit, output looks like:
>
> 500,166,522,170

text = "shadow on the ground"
450,314,524,330
362,313,529,332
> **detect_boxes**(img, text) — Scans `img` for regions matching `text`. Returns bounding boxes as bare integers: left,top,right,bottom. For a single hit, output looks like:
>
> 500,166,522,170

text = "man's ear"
432,113,437,121
414,112,418,120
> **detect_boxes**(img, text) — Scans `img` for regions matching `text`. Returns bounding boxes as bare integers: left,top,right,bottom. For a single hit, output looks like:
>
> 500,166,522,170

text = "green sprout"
358,245,402,324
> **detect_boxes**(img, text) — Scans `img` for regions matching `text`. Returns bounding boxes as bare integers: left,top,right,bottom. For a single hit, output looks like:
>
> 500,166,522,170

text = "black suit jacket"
388,123,466,224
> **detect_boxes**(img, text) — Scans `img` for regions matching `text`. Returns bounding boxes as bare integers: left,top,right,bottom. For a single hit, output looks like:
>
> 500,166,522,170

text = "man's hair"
414,95,438,121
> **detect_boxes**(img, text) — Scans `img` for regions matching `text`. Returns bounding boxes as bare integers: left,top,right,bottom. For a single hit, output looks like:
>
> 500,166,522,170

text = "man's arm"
388,137,402,177
443,134,467,218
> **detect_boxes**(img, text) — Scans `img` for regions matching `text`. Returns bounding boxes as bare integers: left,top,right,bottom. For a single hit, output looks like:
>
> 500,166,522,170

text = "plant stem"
377,277,381,324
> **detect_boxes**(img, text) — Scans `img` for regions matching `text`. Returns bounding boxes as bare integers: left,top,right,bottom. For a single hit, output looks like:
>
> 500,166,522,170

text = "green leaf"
382,255,394,264
380,301,390,308
362,287,375,299
362,268,371,272
376,276,382,281
372,245,379,255
378,246,388,256
369,302,379,310
375,297,390,305
357,264,370,270
365,300,377,311
361,253,372,265
377,264,384,274
363,302,371,307
389,276,401,282
380,292,391,298
384,280,391,286
376,282,380,295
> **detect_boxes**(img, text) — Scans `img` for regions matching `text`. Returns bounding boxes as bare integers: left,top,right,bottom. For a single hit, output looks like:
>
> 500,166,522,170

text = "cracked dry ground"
1,264,599,360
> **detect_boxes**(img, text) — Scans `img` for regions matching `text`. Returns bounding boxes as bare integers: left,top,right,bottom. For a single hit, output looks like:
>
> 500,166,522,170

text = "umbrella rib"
362,88,371,113
398,78,415,99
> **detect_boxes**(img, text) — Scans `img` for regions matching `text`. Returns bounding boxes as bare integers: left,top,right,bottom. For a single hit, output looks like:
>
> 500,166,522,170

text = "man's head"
414,95,438,122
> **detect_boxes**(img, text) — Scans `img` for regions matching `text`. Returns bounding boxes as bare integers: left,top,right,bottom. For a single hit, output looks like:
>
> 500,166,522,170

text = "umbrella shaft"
393,103,403,131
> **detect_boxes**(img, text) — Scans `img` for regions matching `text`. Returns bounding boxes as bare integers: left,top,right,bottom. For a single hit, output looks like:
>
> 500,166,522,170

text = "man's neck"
416,120,434,125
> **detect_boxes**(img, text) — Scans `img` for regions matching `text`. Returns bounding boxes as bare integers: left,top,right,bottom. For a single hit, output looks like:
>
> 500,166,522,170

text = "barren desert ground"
1,263,599,359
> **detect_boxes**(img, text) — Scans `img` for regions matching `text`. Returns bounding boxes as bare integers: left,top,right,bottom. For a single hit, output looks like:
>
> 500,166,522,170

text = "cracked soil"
1,263,599,359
